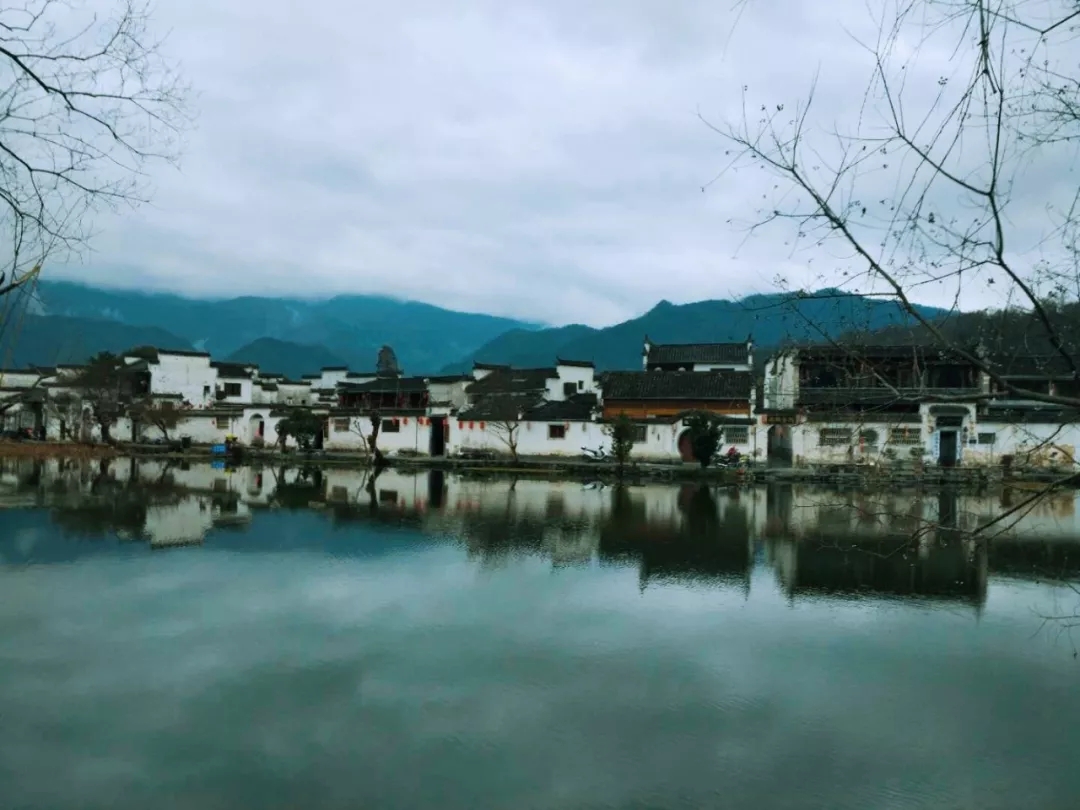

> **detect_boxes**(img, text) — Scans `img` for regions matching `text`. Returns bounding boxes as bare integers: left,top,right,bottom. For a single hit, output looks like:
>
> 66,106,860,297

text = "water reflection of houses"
3,458,1080,592
600,483,754,591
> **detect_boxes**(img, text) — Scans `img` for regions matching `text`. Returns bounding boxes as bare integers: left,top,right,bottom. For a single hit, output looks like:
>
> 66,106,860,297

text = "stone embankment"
4,440,1075,489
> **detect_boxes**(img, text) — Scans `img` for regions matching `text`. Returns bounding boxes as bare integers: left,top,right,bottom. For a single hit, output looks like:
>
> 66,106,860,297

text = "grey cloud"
49,0,1074,324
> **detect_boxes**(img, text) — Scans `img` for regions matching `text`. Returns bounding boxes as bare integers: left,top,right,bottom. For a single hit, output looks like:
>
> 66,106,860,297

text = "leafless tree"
350,411,386,467
707,0,1080,624
708,0,1080,406
0,0,190,295
130,398,180,441
489,417,522,462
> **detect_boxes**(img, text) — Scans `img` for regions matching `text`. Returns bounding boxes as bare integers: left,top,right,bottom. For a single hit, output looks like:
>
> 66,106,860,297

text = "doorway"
248,413,266,445
938,430,958,467
429,416,446,456
767,425,793,464
677,430,694,462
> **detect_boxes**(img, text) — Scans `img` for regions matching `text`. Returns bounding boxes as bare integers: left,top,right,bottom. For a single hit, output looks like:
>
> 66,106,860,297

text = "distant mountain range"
0,281,950,374
225,338,347,380
0,314,194,369
443,291,949,371
2,281,534,372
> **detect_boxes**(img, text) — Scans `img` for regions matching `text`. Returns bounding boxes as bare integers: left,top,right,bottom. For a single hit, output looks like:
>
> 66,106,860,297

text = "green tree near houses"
275,409,323,452
605,412,637,476
73,352,129,444
684,412,722,469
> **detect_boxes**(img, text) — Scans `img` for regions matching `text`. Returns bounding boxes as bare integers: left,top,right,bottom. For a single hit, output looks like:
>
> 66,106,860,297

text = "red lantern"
403,417,409,425
479,421,486,430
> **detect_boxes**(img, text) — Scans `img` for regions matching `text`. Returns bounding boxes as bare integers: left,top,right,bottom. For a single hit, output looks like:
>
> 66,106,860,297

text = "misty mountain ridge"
18,281,536,372
445,289,950,371
225,338,348,380
3,282,950,374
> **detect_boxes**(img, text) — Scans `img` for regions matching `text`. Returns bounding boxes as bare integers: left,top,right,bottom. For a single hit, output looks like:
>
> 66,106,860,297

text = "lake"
2,457,1080,809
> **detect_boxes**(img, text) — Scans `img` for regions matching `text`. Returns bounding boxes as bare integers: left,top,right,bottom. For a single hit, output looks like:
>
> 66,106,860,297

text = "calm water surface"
2,458,1080,809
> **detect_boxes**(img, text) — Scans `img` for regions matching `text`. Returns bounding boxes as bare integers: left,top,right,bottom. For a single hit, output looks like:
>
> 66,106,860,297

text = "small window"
202,385,211,397
978,432,996,445
563,382,576,397
381,419,400,433
548,424,566,439
725,426,750,445
215,416,230,429
888,427,921,446
379,489,398,503
577,380,584,391
632,425,648,443
330,486,348,502
213,478,228,492
333,418,350,432
858,428,879,446
222,382,242,397
819,427,851,447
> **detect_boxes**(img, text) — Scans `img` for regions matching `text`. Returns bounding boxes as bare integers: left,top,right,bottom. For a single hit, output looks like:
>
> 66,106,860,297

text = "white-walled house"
643,338,753,372
211,362,256,406
145,349,217,408
759,346,1080,469
450,362,606,458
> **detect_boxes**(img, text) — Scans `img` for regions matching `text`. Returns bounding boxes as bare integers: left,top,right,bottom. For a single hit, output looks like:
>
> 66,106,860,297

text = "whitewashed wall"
0,370,42,389
428,379,470,409
324,413,433,455
149,353,216,407
793,420,929,466
763,353,799,410
216,377,254,405
277,382,312,406
963,420,1080,467
449,418,606,457
544,364,597,401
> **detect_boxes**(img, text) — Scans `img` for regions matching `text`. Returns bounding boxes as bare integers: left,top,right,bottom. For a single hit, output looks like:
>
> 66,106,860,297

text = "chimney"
642,335,652,370
746,333,754,368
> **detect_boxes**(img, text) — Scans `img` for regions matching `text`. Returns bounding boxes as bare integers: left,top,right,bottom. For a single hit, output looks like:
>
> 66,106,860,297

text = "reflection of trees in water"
777,532,988,606
601,484,753,589
272,465,326,509
10,461,1080,610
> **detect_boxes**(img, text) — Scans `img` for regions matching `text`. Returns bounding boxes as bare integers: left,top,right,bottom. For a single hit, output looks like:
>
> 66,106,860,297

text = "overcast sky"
51,0,1079,326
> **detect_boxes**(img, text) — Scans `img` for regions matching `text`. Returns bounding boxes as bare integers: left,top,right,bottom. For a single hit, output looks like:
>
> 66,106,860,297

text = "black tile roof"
556,358,594,368
795,344,978,363
647,342,749,366
338,376,430,393
458,393,542,421
157,348,211,358
527,394,598,421
459,393,598,422
602,371,753,401
466,367,556,395
987,354,1078,379
211,362,255,379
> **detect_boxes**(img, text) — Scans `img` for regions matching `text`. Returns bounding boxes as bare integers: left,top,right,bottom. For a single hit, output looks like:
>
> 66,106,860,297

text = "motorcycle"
581,445,612,462
713,447,748,468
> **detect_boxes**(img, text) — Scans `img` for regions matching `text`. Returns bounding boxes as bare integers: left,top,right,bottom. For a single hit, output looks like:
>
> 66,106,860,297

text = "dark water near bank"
2,458,1080,809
